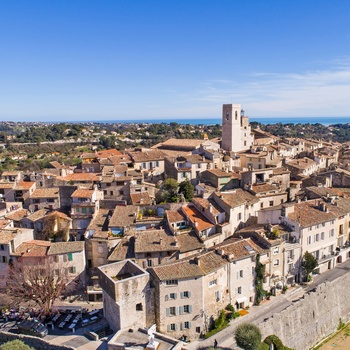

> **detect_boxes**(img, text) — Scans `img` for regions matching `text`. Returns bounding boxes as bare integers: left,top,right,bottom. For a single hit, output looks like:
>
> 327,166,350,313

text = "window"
315,234,320,242
136,303,143,311
237,213,242,220
237,286,242,294
209,279,217,287
239,270,243,278
166,279,178,285
260,203,264,209
169,293,177,300
307,236,312,245
215,291,221,301
196,327,201,333
329,229,334,237
167,307,177,316
54,255,59,263
147,259,153,267
0,245,5,251
168,323,177,331
68,253,73,261
1,256,7,263
68,266,76,274
181,291,190,298
322,223,326,227
273,247,279,255
321,232,325,240
269,201,274,207
183,321,191,329
273,259,280,266
183,305,192,313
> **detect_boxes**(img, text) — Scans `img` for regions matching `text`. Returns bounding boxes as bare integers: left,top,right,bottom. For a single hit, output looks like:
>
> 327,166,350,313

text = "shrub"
225,303,235,321
0,340,35,350
263,335,294,350
235,323,262,350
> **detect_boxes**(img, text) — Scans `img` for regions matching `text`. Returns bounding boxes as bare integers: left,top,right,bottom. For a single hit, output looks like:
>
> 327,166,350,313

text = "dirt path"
317,325,350,350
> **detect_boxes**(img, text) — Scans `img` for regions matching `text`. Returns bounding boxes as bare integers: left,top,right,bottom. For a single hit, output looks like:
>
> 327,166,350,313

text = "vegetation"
179,179,194,202
235,323,262,350
262,335,294,350
204,307,239,339
0,340,34,350
6,257,68,315
254,254,265,305
155,178,194,203
302,251,318,281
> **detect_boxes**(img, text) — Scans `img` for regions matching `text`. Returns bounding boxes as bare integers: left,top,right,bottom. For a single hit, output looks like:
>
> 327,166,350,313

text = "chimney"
209,204,212,213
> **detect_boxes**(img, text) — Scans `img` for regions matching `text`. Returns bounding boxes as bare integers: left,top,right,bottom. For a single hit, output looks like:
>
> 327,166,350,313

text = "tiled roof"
26,209,47,222
109,205,138,227
1,171,21,176
15,180,35,190
48,241,84,255
153,138,203,150
192,197,223,216
31,188,59,198
13,240,51,257
71,189,95,198
56,173,101,182
130,192,152,205
176,230,204,253
49,161,64,169
251,183,279,194
287,199,338,227
0,182,15,189
205,168,232,177
86,208,111,239
134,229,178,253
108,236,135,262
215,189,259,208
182,204,215,231
81,152,97,159
96,149,122,158
149,250,226,281
129,150,166,162
306,186,341,198
0,229,22,244
5,209,28,221
286,157,316,169
165,210,186,224
0,219,12,229
46,211,71,221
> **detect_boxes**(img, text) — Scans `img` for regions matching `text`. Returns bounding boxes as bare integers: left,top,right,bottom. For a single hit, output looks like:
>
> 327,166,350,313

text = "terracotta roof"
0,228,25,244
0,182,15,189
129,150,166,162
153,138,203,151
286,157,316,169
1,171,21,176
149,250,227,281
176,230,204,253
5,209,28,222
192,197,223,216
134,229,178,253
215,189,259,208
48,241,84,255
81,152,97,159
205,168,233,177
31,188,59,198
165,210,187,224
86,209,111,239
182,204,214,231
251,183,279,194
71,189,95,198
56,173,101,182
46,211,71,221
109,205,138,227
130,192,152,205
108,236,135,262
15,180,35,190
26,209,47,222
49,161,64,169
96,149,122,158
215,237,266,260
13,240,51,257
0,219,13,230
306,186,341,198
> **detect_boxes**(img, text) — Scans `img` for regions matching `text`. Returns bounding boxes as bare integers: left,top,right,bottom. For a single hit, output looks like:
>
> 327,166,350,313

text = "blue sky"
1,0,350,121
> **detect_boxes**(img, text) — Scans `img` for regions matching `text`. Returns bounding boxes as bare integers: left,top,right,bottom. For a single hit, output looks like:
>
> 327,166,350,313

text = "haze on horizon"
1,0,350,122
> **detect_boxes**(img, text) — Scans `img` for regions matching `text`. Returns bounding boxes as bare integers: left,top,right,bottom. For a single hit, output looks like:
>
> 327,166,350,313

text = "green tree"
179,179,194,201
0,340,34,350
254,254,265,305
302,251,318,281
235,323,262,350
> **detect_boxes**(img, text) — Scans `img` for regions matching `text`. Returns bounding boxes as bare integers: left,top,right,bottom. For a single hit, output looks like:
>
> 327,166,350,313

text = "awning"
236,296,248,304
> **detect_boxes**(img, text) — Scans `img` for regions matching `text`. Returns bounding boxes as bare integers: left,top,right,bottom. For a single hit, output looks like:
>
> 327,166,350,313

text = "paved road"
187,258,350,350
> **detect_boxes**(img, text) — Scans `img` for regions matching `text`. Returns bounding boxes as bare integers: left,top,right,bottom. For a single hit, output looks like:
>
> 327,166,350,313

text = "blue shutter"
174,293,177,299
188,291,191,298
179,306,184,315
189,305,192,313
166,308,170,316
180,292,184,298
175,307,179,315
188,321,192,329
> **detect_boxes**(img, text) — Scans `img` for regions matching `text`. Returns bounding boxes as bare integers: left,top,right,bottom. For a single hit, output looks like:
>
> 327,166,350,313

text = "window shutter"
188,291,191,298
174,293,177,299
167,324,171,332
165,295,169,301
166,308,170,317
188,321,192,329
72,266,76,274
189,305,192,313
175,324,178,331
180,292,184,298
179,306,184,315
175,307,179,315
180,322,184,330
143,261,147,268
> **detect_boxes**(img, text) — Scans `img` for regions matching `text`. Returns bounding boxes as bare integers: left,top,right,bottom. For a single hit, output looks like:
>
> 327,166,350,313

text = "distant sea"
94,116,350,126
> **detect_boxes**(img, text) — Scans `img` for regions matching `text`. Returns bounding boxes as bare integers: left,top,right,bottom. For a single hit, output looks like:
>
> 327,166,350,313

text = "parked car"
17,319,48,338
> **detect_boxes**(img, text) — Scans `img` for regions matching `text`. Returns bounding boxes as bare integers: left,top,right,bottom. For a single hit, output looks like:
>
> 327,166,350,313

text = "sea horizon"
89,116,350,126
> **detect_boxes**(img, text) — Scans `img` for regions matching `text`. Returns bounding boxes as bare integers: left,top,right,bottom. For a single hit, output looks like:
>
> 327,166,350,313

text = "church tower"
221,104,254,152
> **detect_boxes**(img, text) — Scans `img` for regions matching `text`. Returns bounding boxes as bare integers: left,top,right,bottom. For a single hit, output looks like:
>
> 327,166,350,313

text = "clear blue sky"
1,0,350,121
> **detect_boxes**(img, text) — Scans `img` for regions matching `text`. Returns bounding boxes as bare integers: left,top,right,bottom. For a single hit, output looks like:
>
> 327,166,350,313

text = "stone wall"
0,331,73,350
259,272,350,350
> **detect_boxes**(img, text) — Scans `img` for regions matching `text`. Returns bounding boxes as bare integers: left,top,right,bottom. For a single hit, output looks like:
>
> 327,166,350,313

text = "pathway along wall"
259,273,350,350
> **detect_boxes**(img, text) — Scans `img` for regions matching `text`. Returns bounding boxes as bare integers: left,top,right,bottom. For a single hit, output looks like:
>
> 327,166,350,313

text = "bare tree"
6,257,68,314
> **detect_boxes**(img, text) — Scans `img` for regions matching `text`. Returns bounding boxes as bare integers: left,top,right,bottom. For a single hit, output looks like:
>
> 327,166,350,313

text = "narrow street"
187,258,350,350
